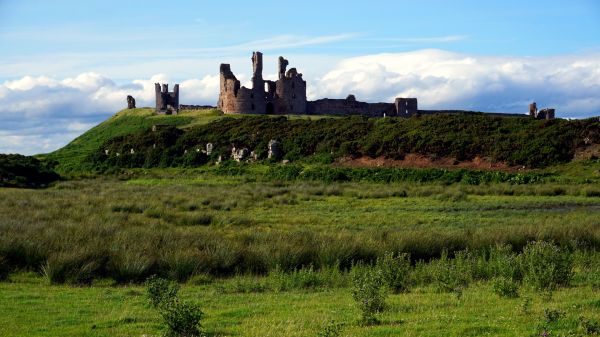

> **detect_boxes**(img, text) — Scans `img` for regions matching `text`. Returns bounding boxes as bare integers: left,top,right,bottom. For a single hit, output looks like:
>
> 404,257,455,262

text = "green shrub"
351,265,386,325
145,275,180,308
376,252,411,293
159,298,204,337
486,244,522,281
521,241,573,290
543,308,564,324
317,320,345,337
429,250,473,292
0,154,60,188
491,276,519,298
578,315,600,335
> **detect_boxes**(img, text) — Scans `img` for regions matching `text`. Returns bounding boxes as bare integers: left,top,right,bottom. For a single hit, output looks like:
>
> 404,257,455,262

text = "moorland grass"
1,171,599,283
1,169,599,336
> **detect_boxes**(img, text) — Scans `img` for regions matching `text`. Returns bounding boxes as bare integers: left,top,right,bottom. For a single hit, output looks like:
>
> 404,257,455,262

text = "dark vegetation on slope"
91,114,600,171
0,154,60,188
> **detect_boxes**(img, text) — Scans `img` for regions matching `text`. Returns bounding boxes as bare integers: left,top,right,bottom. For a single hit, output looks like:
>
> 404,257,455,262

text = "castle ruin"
143,51,555,120
155,83,179,114
218,51,417,117
529,102,555,120
218,52,307,115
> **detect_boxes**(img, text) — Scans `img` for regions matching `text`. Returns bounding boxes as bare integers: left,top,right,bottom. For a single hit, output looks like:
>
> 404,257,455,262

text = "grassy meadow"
2,109,599,336
1,167,600,336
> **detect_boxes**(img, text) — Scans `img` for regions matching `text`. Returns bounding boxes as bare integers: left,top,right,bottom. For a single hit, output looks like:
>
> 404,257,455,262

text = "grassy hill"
41,108,225,172
42,107,600,177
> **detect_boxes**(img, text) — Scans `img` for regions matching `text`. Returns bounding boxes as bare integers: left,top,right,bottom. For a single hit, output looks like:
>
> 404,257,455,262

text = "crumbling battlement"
155,83,179,115
142,51,555,120
529,102,555,120
218,52,307,115
217,51,416,117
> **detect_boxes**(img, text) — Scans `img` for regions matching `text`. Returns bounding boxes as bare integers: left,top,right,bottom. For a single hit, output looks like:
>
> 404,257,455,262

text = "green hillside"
41,108,225,172
42,108,600,177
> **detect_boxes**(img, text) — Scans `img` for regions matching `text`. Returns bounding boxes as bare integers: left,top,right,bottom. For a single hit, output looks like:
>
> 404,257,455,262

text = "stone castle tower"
155,83,179,114
218,52,307,114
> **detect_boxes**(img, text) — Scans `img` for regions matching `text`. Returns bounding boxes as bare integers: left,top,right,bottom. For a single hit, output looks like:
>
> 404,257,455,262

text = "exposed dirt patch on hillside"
574,144,600,160
336,154,527,172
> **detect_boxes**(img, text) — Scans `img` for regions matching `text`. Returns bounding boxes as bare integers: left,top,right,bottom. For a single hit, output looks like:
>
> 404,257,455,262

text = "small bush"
543,308,564,324
578,315,600,335
430,250,472,292
486,244,522,281
351,265,386,325
376,252,411,293
521,241,573,291
317,320,345,337
145,275,180,308
159,298,204,337
491,276,519,298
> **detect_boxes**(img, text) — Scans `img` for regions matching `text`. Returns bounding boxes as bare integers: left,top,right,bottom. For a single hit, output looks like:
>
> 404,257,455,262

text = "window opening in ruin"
251,104,255,110
292,82,295,89
266,102,274,114
250,93,254,98
265,83,269,92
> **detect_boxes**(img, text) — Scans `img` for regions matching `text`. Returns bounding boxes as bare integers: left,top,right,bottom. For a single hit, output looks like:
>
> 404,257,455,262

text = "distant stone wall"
307,95,415,117
179,105,216,110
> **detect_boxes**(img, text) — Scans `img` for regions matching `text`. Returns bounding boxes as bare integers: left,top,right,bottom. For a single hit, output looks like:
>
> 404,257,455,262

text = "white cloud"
2,49,600,155
0,73,220,155
310,49,600,116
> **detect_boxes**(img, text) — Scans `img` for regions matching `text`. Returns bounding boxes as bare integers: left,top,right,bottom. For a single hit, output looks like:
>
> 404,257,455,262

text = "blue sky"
1,1,600,154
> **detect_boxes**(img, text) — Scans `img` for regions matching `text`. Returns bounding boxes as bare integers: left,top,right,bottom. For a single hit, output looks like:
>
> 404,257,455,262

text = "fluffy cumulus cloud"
2,49,600,155
310,49,600,117
0,73,220,155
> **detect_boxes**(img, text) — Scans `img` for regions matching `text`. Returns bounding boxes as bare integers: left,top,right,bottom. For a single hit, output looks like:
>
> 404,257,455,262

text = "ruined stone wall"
218,52,306,115
155,83,179,114
275,70,307,114
307,95,399,117
179,104,216,110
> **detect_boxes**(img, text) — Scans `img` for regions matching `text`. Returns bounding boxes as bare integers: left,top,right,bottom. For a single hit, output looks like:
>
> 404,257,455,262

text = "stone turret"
155,83,179,115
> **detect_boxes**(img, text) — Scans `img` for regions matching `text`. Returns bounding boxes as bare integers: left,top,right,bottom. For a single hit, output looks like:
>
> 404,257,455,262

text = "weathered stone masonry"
155,83,179,114
137,50,555,119
218,52,308,115
217,51,417,117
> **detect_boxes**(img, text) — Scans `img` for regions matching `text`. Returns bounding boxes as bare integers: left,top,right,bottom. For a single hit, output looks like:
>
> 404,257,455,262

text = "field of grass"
1,79,595,336
1,167,599,336
1,272,599,337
